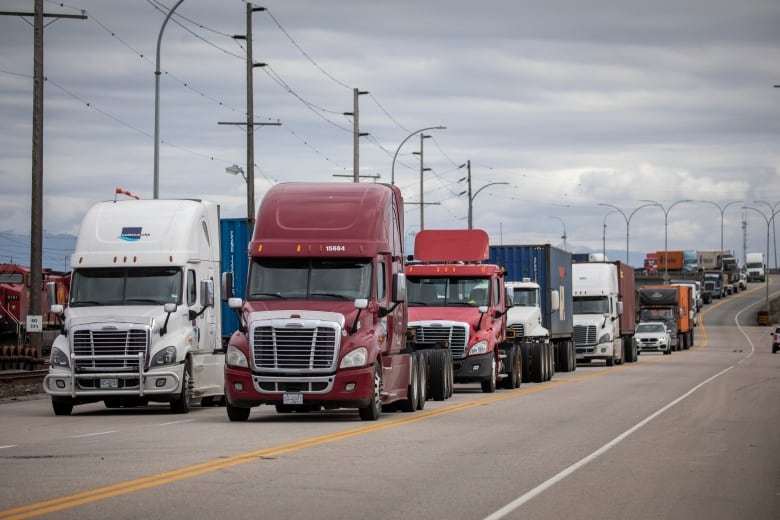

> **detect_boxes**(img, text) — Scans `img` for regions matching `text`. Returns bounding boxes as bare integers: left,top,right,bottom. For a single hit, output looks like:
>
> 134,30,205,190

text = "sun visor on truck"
414,229,489,263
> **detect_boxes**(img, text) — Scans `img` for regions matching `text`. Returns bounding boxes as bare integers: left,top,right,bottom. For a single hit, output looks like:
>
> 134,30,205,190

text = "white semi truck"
44,199,225,415
572,261,637,366
745,252,766,282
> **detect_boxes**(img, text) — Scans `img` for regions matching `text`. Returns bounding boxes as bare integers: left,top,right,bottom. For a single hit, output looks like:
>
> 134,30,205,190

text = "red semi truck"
222,183,416,421
406,229,518,395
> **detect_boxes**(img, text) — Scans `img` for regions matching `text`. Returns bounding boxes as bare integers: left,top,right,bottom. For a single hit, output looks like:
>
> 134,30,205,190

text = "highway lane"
0,279,777,519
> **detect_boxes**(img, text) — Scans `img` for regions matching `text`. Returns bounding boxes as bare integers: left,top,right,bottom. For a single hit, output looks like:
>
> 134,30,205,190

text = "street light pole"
390,126,445,185
598,202,657,265
153,0,184,199
602,210,619,259
642,199,692,283
753,200,780,269
412,135,432,230
458,160,508,229
699,200,742,258
742,206,780,316
549,216,568,251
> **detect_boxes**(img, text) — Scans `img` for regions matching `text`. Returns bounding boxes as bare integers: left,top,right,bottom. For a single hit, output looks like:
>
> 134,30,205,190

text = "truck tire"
519,343,532,383
358,362,382,421
531,343,544,383
416,352,427,410
445,350,454,398
429,350,448,401
398,354,419,413
52,397,74,416
226,400,250,421
546,343,554,380
170,359,193,414
500,346,520,389
480,356,497,393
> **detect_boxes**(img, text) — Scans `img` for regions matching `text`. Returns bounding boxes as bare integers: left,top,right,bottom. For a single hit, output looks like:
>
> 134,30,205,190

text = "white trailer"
44,199,225,415
745,252,765,282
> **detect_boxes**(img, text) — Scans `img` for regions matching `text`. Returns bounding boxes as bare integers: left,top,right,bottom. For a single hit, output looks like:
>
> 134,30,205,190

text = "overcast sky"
2,0,779,268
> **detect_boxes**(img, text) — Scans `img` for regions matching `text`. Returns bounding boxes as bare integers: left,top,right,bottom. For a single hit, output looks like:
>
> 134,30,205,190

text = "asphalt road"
1,280,778,520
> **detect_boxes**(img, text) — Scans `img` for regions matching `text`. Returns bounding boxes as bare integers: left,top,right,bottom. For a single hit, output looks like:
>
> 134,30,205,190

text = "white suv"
635,322,672,356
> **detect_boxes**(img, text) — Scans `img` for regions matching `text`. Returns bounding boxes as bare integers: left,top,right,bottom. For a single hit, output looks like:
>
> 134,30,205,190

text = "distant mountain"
0,231,77,272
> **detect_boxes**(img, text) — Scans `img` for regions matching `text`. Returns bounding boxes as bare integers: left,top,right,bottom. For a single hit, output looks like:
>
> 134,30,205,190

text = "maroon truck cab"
223,183,411,421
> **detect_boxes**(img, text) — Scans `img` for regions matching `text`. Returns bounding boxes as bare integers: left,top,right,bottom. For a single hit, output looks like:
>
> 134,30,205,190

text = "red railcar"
0,263,69,336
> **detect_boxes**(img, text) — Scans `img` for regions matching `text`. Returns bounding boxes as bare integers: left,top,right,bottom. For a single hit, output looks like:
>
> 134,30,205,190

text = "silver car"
635,321,672,355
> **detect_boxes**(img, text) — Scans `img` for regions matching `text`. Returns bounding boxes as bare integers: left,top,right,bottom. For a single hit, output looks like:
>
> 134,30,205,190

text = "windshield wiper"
70,300,104,307
125,298,165,305
251,292,284,299
309,292,350,300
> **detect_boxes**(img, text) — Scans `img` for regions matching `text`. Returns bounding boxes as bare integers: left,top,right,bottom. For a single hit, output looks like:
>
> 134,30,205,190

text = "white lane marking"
0,445,17,449
158,419,195,426
484,292,769,520
70,431,117,438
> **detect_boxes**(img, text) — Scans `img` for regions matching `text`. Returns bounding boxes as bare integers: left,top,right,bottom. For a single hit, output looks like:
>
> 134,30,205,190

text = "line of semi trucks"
2,182,741,418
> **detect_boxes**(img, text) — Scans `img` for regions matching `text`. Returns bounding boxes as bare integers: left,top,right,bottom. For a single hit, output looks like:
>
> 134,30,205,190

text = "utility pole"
219,4,279,224
343,88,368,182
1,1,86,357
413,134,432,230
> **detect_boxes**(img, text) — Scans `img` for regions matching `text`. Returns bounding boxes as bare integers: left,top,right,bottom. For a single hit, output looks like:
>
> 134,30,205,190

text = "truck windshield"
639,309,674,322
573,296,610,314
248,258,372,301
70,268,182,306
512,287,538,307
407,277,489,307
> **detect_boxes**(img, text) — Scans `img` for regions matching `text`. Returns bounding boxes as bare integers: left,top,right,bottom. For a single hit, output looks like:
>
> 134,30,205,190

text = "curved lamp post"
391,126,445,185
753,200,780,269
743,206,780,317
598,202,658,265
549,216,568,251
153,0,185,199
468,182,509,229
698,200,742,259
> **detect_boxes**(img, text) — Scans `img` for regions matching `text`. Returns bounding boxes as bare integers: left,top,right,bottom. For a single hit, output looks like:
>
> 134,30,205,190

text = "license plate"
283,393,303,405
576,354,584,360
100,378,119,389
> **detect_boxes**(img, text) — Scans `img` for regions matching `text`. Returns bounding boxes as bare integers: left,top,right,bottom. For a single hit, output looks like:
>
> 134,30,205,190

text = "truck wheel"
558,342,570,372
170,360,193,414
399,354,419,413
568,341,577,372
358,362,382,421
429,350,448,401
445,350,454,398
52,398,74,416
531,344,544,383
606,355,614,367
226,400,250,422
480,357,497,393
519,343,531,383
416,352,427,409
501,346,520,389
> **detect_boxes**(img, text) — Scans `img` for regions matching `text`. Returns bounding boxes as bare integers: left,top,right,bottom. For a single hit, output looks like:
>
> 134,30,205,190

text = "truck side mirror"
221,272,233,301
392,272,407,303
200,279,214,307
616,301,624,316
46,281,58,306
549,290,560,312
504,286,513,308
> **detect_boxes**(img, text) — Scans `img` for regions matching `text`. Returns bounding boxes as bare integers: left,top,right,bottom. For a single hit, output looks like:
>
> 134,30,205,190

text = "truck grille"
72,328,149,371
251,323,339,372
415,324,468,359
507,324,525,340
573,325,598,347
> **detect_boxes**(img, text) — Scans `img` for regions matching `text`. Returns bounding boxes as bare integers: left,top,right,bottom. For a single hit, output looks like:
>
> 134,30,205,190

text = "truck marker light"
113,256,118,263
296,244,301,253
257,244,263,253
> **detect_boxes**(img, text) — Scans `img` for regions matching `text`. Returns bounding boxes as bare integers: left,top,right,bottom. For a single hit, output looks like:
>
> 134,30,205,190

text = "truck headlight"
226,345,249,368
340,347,368,368
469,340,488,356
598,333,612,344
50,347,69,368
150,346,177,367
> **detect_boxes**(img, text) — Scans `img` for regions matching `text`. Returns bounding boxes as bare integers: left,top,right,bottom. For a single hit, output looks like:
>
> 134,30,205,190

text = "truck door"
379,254,404,354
